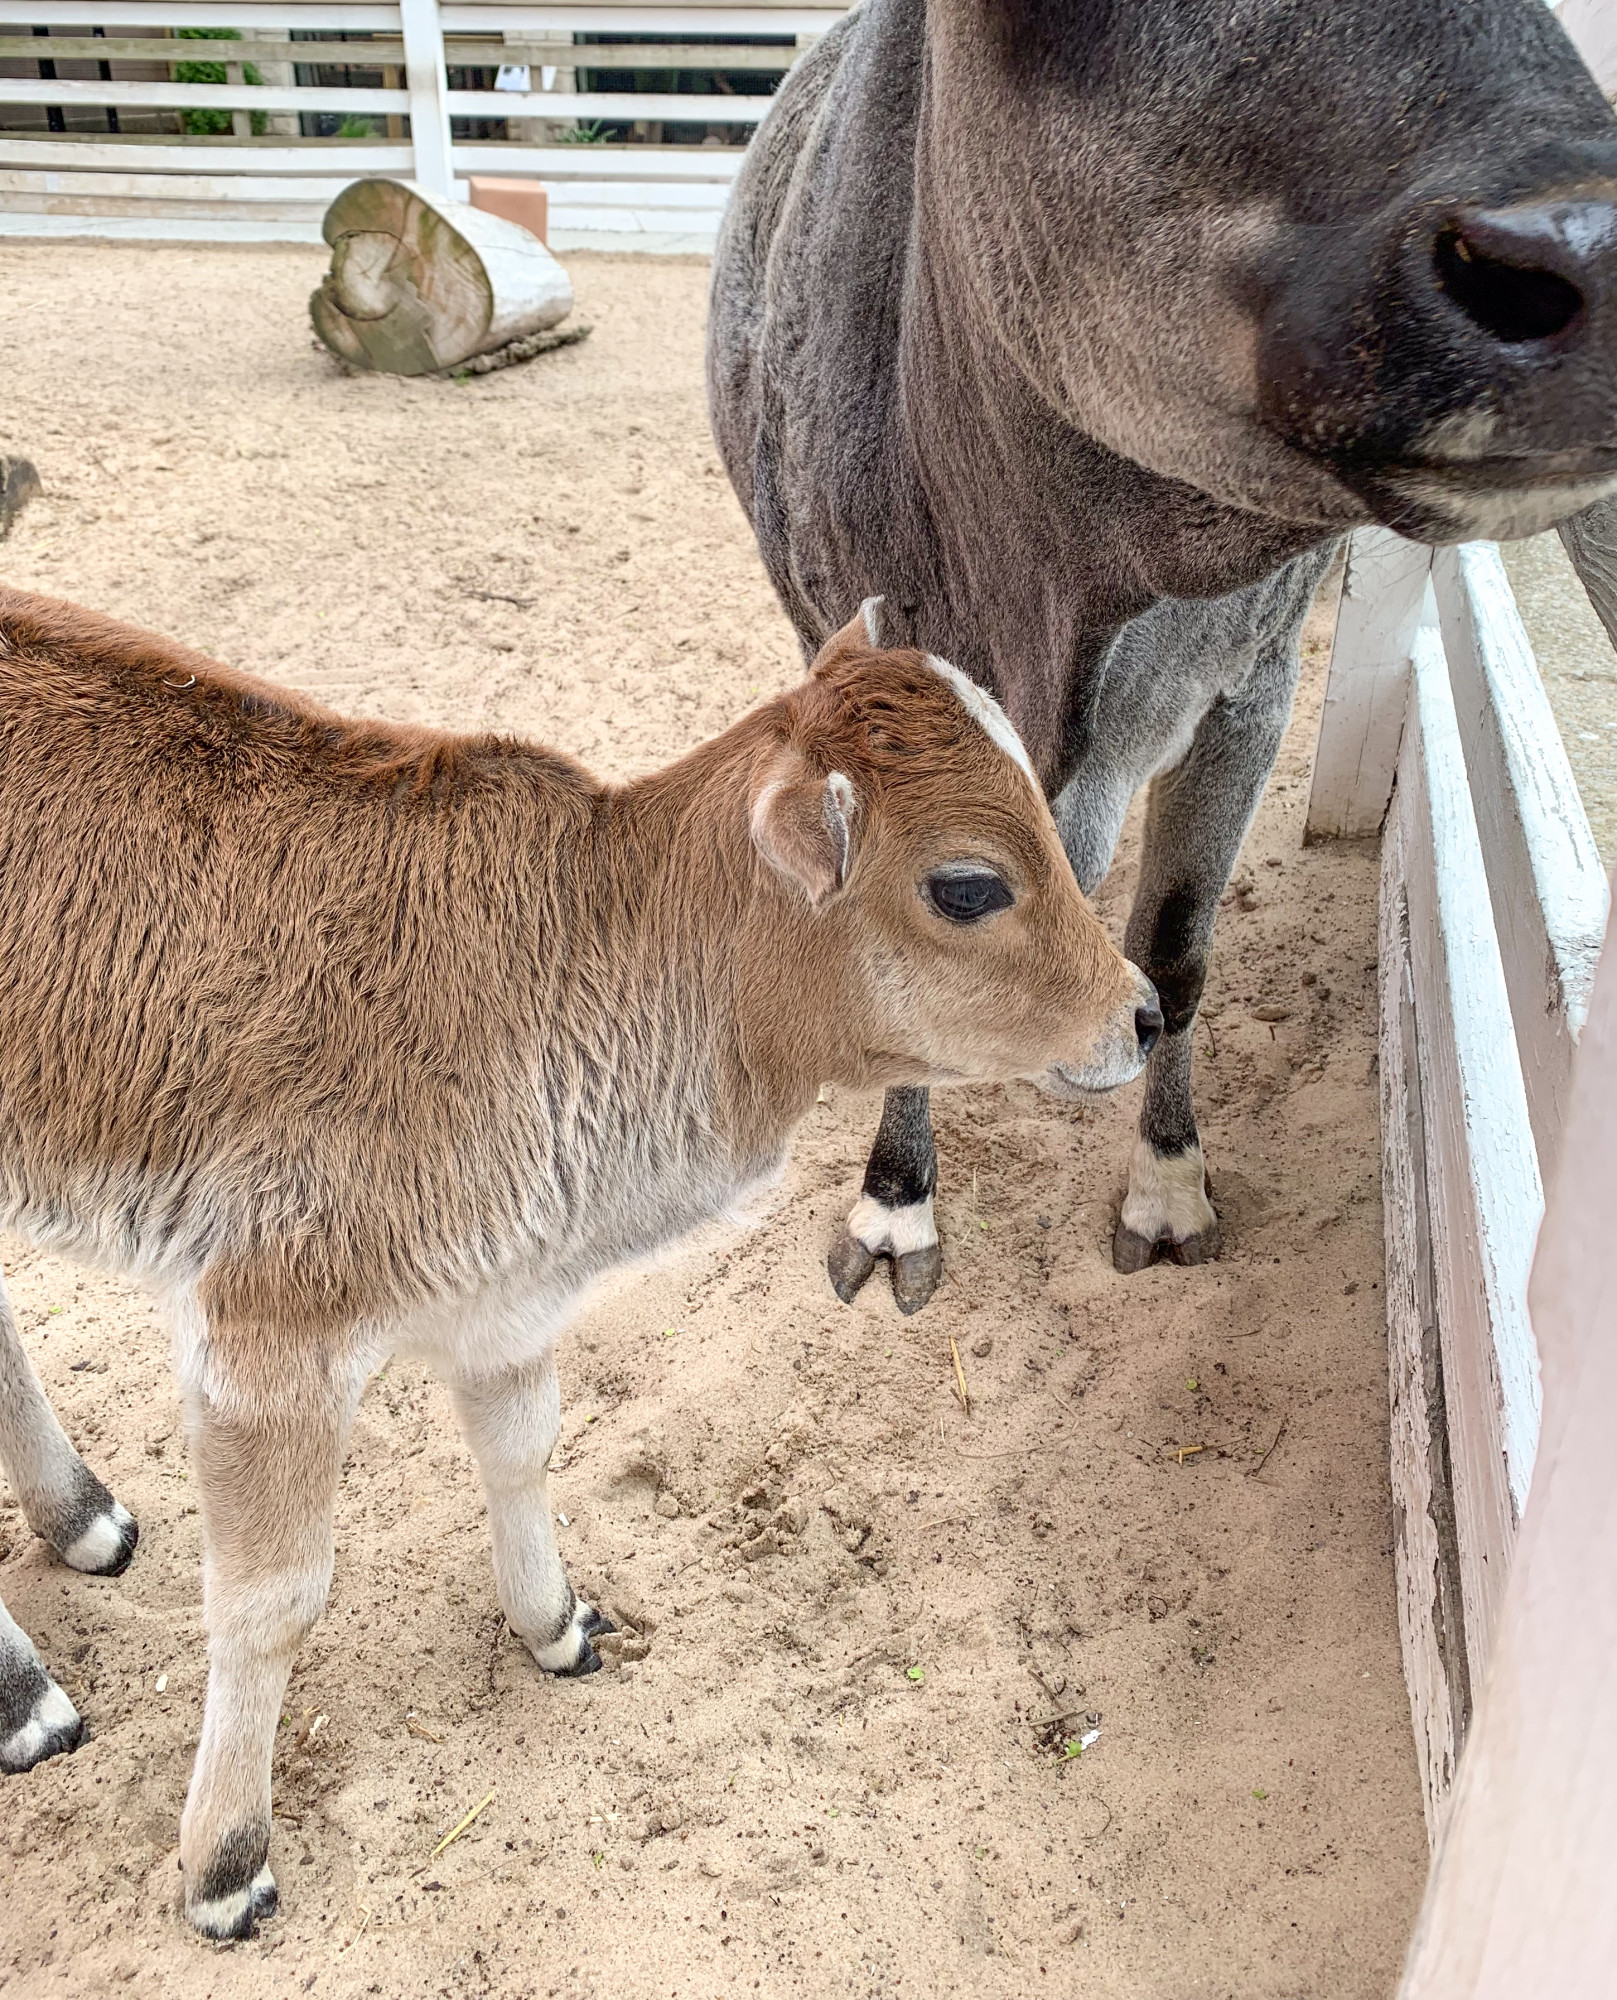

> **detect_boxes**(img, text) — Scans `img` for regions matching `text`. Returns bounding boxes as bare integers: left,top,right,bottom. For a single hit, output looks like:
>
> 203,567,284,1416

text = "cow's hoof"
828,1229,878,1303
0,1669,84,1775
1111,1218,1222,1273
891,1243,943,1314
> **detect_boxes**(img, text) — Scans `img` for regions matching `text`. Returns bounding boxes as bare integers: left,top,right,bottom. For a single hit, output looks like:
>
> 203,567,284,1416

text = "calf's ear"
810,594,887,676
750,756,859,908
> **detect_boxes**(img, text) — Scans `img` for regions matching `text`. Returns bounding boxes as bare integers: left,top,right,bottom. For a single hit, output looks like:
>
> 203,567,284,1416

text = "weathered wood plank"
1396,900,1617,2000
0,76,406,110
1556,491,1617,656
1431,542,1609,1177
0,74,778,121
1380,796,1472,1840
1305,527,1432,842
1399,625,1543,1691
0,135,743,176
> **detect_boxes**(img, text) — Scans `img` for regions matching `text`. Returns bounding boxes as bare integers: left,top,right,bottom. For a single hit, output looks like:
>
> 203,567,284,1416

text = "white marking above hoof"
187,1864,277,1940
1,1680,81,1774
63,1501,136,1574
846,1193,938,1259
1119,1139,1216,1245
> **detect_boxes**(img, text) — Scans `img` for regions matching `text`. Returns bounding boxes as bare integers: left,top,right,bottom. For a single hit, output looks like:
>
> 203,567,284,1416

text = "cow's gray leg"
827,1084,941,1314
0,1596,83,1774
0,1271,137,1578
449,1351,615,1676
1111,664,1296,1272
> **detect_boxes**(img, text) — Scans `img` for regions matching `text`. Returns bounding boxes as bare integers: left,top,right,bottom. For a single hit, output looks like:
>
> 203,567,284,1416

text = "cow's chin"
1350,461,1617,545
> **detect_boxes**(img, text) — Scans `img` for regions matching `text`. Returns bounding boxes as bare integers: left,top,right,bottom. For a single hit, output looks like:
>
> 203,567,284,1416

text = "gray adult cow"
708,0,1617,1309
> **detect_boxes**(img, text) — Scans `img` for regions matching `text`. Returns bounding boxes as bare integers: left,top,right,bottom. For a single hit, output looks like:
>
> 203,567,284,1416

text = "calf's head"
747,602,1160,1095
926,0,1617,541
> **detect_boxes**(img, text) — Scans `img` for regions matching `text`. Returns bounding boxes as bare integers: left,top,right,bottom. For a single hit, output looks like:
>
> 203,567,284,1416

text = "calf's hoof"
184,1827,278,1940
891,1243,943,1315
827,1230,877,1303
0,1665,84,1775
829,1194,943,1312
535,1598,616,1678
61,1496,139,1578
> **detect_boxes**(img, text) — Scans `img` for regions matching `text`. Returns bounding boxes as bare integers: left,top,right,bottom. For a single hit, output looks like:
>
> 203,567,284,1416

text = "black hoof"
1168,1222,1221,1266
1112,1220,1222,1273
556,1645,603,1677
828,1230,878,1303
581,1605,617,1639
1111,1223,1160,1274
0,1675,84,1775
892,1243,943,1315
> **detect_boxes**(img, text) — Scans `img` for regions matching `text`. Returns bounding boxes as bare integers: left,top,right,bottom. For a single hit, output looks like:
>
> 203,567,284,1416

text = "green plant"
175,27,266,137
559,119,611,146
337,114,378,138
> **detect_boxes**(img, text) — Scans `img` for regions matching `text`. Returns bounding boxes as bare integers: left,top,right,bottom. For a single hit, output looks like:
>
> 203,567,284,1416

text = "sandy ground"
0,246,1424,1999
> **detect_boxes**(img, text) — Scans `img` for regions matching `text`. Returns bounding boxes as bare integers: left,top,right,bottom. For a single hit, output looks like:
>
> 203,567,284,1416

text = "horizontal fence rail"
0,0,843,243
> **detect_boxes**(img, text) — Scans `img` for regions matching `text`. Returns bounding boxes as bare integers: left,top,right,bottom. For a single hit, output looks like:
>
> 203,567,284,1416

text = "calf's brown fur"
0,587,1152,1935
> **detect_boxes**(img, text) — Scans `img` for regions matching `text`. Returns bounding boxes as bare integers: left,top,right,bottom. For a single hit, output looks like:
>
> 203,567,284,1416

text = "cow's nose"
1135,1000,1163,1057
1433,200,1615,346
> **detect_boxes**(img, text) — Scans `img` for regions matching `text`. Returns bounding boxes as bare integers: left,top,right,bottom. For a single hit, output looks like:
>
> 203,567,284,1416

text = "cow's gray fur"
708,0,1617,1299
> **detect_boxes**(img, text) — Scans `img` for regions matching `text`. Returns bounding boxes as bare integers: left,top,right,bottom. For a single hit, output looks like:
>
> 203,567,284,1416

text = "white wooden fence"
0,0,844,244
1308,523,1612,1839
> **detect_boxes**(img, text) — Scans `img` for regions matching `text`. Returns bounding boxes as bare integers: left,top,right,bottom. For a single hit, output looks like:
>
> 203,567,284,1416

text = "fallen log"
310,178,574,377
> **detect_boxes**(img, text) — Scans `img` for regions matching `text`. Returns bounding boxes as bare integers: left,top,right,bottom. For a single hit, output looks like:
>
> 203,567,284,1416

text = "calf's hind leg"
0,1270,137,1773
450,1351,615,1676
179,1332,360,1939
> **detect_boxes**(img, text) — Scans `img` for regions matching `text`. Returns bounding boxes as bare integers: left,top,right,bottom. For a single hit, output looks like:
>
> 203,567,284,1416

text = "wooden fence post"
1395,895,1617,1999
1305,528,1434,842
399,0,452,199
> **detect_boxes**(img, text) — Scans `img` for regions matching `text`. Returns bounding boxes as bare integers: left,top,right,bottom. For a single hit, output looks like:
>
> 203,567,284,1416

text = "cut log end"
310,178,574,377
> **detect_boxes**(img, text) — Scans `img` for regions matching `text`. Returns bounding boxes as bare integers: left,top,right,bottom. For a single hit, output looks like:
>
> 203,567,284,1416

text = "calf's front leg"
450,1352,614,1676
827,1084,942,1314
179,1341,358,1939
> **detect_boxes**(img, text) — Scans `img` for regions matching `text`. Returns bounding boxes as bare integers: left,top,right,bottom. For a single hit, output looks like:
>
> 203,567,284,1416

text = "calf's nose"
1433,198,1616,347
1135,995,1164,1057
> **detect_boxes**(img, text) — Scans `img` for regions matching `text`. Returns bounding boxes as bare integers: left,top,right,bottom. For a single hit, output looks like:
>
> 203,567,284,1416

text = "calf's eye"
923,868,1015,924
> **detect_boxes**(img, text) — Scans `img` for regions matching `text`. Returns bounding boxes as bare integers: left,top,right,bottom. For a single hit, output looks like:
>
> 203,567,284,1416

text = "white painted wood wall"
0,0,843,245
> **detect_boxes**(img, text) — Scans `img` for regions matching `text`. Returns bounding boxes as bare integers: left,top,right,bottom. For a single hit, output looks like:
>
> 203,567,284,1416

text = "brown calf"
0,588,1157,1935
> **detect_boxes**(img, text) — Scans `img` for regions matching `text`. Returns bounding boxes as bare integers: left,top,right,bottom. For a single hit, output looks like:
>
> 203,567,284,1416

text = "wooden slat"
1399,623,1543,1690
0,3,403,25
0,2,840,24
0,135,417,170
1556,491,1617,656
0,75,775,120
1431,542,1609,1176
1397,899,1617,2000
0,35,800,64
448,85,772,114
0,75,405,109
0,165,352,198
0,134,742,175
1306,527,1434,841
1379,797,1472,1840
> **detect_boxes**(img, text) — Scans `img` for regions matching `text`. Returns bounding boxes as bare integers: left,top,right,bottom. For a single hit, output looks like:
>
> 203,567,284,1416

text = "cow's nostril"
1434,225,1584,345
1135,1004,1163,1057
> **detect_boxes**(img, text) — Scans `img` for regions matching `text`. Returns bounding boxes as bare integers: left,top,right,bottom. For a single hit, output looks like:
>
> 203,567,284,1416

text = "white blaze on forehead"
924,654,1038,789
855,595,1038,791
